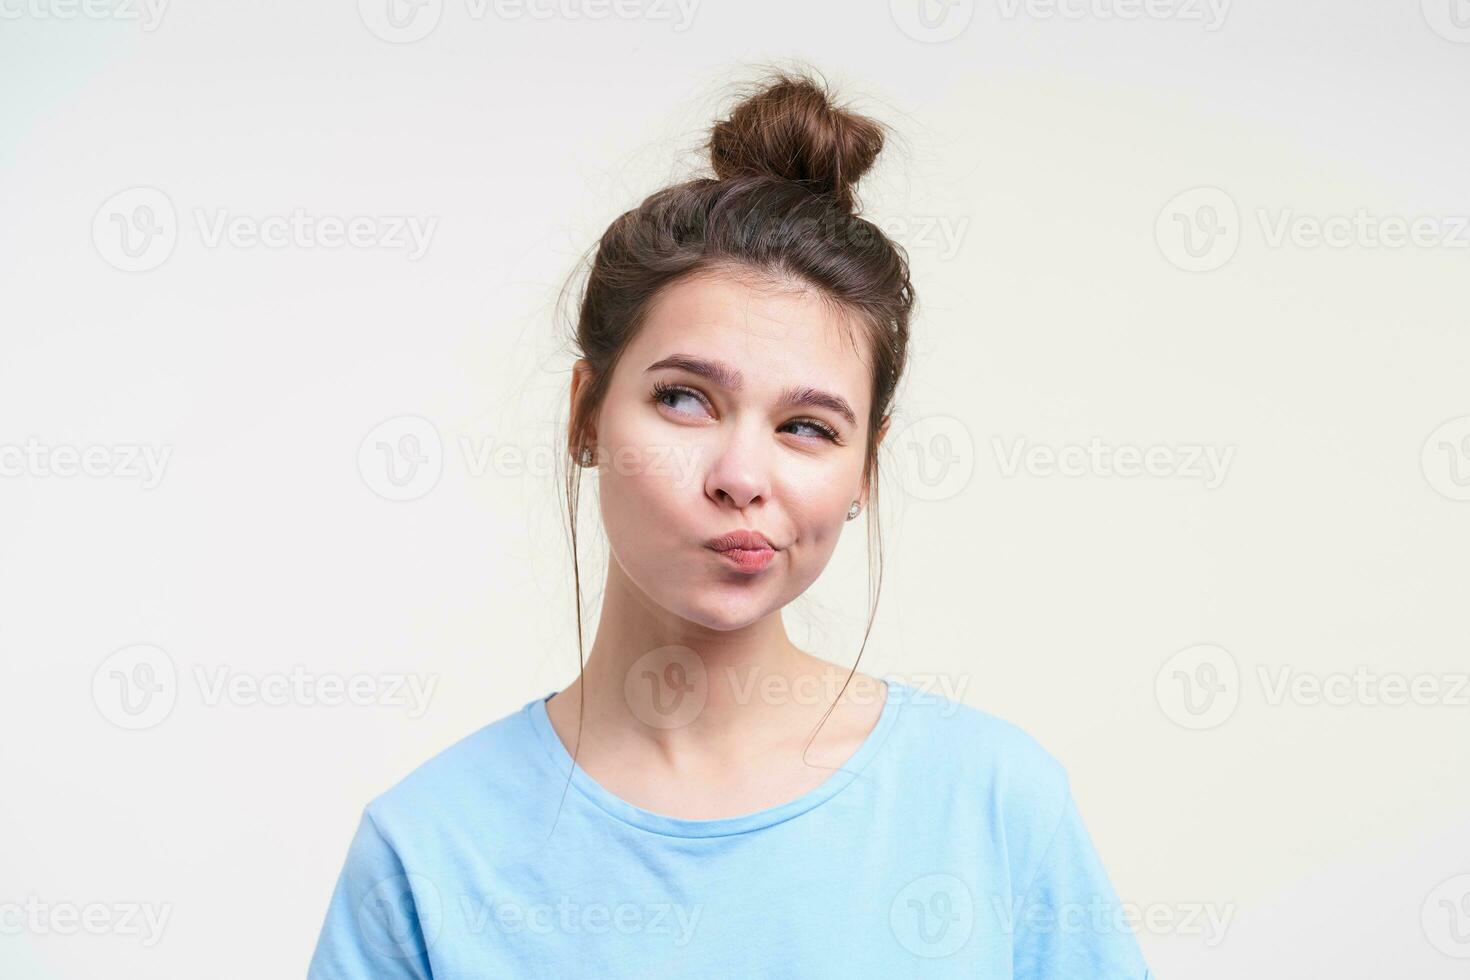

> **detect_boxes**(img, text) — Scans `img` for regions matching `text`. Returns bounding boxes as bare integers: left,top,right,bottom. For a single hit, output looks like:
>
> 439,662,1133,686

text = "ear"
873,413,891,453
857,413,891,507
569,359,597,457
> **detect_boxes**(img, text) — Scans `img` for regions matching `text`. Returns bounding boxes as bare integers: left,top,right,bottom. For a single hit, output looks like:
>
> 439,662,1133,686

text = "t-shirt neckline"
523,676,905,839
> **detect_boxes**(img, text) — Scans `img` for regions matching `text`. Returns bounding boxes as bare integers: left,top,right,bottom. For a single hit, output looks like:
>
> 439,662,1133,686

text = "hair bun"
707,71,885,213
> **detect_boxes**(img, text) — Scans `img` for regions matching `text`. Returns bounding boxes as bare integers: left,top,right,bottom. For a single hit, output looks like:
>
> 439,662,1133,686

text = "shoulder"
355,696,550,851
882,676,1073,822
879,677,1083,900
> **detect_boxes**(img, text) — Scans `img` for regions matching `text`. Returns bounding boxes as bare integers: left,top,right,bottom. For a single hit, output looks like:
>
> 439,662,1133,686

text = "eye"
781,418,841,443
650,381,710,418
650,380,843,445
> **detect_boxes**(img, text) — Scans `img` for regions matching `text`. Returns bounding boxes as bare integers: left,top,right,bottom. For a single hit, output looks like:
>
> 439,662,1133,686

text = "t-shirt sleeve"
307,809,435,980
1011,788,1158,979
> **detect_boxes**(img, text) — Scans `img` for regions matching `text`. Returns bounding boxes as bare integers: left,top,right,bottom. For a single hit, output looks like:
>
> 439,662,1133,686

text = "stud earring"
846,500,862,521
578,447,593,467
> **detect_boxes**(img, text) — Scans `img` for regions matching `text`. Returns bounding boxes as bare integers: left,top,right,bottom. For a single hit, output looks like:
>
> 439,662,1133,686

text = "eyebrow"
645,354,858,427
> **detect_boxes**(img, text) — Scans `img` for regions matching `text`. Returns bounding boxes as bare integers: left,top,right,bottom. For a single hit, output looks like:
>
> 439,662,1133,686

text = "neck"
555,560,838,759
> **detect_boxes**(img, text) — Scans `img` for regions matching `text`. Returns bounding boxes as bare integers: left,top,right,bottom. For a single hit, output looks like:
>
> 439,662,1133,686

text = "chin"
671,588,777,633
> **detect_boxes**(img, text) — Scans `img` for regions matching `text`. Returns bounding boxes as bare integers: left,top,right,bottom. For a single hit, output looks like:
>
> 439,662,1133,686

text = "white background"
2,0,1469,976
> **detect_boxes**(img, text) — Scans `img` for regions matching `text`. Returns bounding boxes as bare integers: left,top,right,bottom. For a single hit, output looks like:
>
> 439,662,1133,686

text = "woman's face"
575,268,884,632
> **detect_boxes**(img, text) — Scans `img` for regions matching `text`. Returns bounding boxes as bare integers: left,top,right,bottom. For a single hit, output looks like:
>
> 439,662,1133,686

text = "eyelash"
649,381,842,444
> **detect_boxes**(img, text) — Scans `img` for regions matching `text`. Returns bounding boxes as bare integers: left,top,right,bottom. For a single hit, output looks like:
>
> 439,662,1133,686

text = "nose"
703,417,772,511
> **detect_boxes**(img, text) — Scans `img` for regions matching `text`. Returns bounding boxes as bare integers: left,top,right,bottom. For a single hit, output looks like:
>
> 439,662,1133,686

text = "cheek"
595,418,698,544
602,461,682,530
780,467,857,555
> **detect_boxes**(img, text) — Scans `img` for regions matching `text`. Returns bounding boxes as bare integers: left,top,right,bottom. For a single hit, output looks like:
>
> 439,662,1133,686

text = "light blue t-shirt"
307,678,1157,978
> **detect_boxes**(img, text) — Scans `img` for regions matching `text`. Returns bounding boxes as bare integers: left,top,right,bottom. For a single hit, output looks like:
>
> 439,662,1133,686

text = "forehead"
630,268,872,399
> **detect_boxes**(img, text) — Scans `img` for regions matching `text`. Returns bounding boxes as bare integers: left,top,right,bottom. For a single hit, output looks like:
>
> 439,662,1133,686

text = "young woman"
308,71,1156,979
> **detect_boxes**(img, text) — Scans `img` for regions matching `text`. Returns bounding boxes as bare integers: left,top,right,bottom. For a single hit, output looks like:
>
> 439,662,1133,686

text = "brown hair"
557,67,915,789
